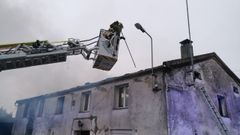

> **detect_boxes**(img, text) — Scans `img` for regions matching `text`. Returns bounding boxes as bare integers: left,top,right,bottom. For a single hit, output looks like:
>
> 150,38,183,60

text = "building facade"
12,53,240,135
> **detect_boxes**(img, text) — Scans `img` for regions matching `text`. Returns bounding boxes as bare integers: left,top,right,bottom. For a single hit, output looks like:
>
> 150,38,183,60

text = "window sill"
221,115,230,119
79,111,90,113
113,107,128,110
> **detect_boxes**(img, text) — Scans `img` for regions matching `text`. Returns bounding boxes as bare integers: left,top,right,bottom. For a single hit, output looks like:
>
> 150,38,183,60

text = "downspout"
162,65,170,135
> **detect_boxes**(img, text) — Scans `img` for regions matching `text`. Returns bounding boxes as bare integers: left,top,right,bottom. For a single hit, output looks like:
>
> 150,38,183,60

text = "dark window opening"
23,103,29,118
38,100,45,117
55,96,64,114
74,130,90,135
80,92,91,112
194,71,202,80
217,95,229,117
233,86,239,94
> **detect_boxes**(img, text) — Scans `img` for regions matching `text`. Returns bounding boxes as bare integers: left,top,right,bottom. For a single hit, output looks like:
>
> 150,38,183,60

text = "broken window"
217,95,229,117
23,103,29,118
55,96,65,114
233,86,239,94
80,91,91,112
114,84,129,108
194,71,202,80
37,99,45,117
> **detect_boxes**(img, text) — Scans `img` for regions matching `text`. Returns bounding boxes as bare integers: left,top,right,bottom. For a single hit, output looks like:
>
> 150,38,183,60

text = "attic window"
194,71,202,80
233,86,239,94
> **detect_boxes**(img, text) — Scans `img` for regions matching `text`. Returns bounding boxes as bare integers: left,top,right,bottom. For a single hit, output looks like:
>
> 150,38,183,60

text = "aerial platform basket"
93,29,120,71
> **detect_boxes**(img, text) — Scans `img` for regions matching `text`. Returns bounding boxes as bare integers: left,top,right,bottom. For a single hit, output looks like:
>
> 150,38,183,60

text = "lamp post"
135,23,159,91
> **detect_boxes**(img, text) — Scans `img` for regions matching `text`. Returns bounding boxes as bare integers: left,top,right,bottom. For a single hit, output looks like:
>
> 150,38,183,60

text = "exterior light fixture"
135,23,160,92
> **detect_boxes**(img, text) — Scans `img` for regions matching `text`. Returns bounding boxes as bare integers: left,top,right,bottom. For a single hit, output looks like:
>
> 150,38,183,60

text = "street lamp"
135,23,159,92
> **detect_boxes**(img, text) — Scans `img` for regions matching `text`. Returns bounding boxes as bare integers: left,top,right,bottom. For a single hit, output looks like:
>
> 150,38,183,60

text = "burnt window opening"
55,96,65,114
37,99,45,117
217,95,229,117
114,84,129,109
80,91,91,112
23,103,29,118
233,86,239,94
194,71,202,80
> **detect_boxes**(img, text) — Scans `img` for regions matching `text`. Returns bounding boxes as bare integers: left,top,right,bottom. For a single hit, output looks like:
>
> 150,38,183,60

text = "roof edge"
16,52,240,104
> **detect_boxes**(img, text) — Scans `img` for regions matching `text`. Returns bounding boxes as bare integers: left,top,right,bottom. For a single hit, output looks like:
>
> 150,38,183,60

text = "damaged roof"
16,52,240,104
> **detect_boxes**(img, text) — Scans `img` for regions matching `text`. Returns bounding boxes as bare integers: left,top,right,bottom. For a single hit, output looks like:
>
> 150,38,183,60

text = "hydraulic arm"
0,21,129,72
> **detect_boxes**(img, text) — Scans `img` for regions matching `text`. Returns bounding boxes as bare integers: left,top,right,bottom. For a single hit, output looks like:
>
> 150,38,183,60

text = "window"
114,84,129,108
55,96,65,114
194,71,202,80
233,86,239,94
37,99,45,117
80,92,91,112
217,95,228,117
23,103,29,118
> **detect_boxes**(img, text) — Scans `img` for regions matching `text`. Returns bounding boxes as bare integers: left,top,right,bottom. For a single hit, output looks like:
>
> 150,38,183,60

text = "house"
12,40,240,135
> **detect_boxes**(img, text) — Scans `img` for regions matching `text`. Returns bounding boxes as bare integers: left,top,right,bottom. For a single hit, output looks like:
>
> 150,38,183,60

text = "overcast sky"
0,0,240,113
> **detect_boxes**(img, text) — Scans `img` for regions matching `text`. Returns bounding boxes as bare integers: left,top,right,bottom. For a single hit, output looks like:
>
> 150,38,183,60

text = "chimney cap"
180,39,193,45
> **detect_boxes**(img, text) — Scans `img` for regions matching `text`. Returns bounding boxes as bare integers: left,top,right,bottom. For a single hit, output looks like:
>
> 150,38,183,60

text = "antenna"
185,0,194,79
186,0,192,40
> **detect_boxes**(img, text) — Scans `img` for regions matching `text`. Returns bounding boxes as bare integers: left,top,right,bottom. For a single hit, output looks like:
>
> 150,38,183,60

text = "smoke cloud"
0,0,239,113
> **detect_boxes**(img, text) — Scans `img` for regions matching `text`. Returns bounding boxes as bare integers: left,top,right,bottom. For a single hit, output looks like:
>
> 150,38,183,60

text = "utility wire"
185,0,194,73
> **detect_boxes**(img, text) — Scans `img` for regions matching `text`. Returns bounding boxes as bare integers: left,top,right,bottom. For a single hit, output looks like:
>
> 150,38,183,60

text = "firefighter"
103,21,123,40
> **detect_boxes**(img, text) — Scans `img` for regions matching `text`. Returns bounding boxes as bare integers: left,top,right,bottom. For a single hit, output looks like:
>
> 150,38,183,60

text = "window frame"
80,91,91,113
217,95,229,118
114,84,129,109
55,96,65,115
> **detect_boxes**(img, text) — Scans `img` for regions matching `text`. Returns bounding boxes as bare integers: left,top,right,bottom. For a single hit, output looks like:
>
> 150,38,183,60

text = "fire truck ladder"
197,86,230,135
